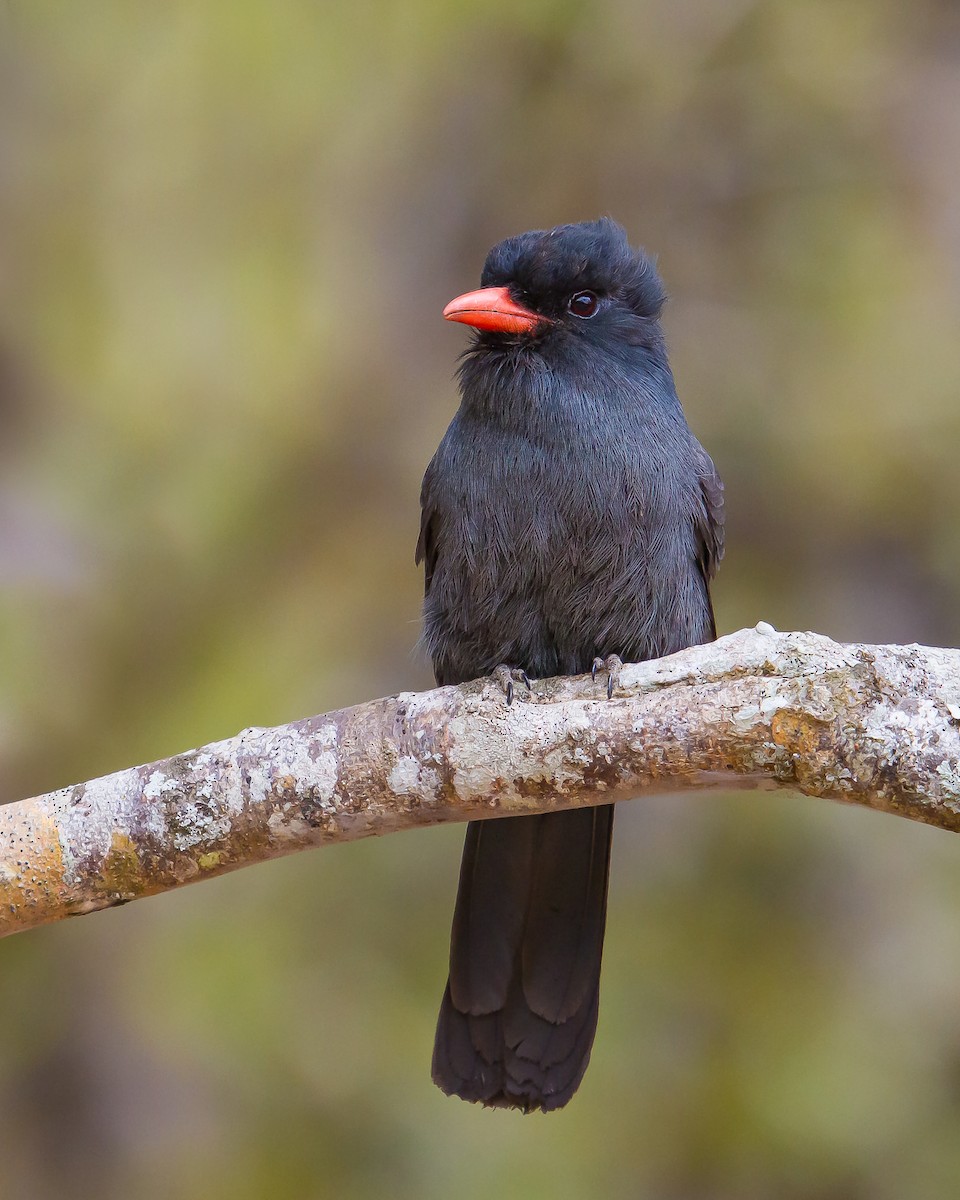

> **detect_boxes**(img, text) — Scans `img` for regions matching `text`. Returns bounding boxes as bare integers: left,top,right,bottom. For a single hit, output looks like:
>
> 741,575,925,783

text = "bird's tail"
432,804,614,1112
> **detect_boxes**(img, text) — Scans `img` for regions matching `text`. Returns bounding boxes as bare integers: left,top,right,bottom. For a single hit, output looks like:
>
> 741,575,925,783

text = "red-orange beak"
442,286,544,335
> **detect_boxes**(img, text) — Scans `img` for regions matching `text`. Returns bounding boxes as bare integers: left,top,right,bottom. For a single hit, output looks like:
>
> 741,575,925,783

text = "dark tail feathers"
432,804,614,1112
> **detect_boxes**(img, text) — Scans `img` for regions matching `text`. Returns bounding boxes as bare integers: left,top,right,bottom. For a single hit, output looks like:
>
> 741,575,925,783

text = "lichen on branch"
2,626,959,939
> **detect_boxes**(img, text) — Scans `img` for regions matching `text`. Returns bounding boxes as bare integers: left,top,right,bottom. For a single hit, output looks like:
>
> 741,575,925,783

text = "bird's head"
444,219,667,362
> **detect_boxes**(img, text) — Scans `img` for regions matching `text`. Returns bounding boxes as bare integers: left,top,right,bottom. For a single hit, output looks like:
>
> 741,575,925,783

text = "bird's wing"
691,446,724,642
693,445,725,583
415,459,439,597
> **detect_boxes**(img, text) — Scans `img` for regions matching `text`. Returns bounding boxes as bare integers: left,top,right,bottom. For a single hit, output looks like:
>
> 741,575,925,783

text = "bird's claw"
492,665,533,706
591,654,623,699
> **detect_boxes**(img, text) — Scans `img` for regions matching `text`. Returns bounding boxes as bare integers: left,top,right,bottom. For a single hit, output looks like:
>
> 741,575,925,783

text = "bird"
417,218,724,1112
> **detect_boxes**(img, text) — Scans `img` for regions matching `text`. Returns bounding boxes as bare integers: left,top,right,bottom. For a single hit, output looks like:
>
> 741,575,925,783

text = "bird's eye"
568,290,599,318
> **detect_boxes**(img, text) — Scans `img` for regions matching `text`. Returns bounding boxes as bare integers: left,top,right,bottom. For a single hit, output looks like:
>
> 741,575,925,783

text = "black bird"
418,218,724,1111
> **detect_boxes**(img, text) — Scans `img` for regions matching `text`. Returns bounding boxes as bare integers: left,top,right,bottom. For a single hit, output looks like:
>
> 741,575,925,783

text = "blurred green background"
2,2,960,1197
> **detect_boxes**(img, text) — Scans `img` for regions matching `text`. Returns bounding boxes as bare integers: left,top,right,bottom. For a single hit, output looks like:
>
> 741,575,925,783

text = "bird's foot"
492,665,532,706
591,654,623,700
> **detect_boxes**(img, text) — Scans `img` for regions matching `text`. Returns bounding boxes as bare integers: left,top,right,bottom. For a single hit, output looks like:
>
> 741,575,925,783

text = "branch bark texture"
2,626,959,939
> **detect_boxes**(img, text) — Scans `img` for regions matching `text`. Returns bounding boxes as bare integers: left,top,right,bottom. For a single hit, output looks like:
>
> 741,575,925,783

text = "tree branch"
2,626,959,939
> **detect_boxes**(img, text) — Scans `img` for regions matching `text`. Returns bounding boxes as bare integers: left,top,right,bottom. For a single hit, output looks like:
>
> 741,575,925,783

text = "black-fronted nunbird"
418,218,724,1111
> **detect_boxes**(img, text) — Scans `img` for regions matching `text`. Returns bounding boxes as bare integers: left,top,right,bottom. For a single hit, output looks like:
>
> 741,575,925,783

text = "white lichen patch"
236,720,340,806
389,757,418,794
252,724,341,810
731,705,760,732
143,770,180,800
450,756,510,800
536,705,599,782
540,744,577,776
313,751,339,797
170,800,232,851
242,759,273,806
759,692,786,719
388,753,441,801
935,762,960,809
57,767,145,875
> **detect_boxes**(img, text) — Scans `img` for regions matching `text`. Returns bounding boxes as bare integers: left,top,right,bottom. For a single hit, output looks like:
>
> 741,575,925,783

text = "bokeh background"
2,2,960,1197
